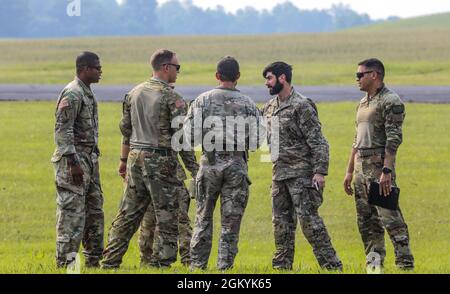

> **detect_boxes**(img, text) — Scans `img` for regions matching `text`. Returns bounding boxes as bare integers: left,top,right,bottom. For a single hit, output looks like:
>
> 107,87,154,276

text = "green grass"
1,27,450,85
0,101,449,274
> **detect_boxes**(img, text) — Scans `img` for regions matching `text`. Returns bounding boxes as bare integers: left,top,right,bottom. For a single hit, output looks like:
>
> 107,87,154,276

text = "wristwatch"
382,167,392,174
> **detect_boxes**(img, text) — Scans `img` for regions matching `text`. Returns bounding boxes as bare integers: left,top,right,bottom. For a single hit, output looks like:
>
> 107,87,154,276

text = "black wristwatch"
382,167,392,174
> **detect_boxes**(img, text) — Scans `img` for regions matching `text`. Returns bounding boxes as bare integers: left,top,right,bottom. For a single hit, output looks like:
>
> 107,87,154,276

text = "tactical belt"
133,147,173,157
75,145,96,154
357,148,385,157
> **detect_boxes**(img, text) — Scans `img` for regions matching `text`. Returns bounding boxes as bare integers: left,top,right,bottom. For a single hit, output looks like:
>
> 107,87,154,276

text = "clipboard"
368,182,400,210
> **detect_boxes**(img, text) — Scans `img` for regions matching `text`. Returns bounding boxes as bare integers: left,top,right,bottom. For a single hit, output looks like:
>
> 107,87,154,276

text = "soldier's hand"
312,173,325,190
379,173,392,197
69,164,84,186
118,161,127,179
343,172,354,196
188,178,196,199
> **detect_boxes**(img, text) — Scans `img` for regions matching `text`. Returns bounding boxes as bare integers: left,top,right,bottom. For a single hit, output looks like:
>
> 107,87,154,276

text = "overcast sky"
154,0,450,19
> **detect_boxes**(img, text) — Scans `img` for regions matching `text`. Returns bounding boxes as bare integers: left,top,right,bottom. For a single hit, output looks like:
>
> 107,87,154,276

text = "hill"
352,12,450,31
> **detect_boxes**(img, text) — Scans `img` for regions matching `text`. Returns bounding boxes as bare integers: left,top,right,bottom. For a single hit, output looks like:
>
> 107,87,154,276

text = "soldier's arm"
252,104,265,150
119,94,132,147
54,91,81,160
179,150,199,178
382,95,405,168
183,97,202,148
117,94,132,178
296,102,329,176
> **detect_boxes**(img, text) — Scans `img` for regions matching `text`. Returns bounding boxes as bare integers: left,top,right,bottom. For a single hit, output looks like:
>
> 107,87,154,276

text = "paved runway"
1,84,449,103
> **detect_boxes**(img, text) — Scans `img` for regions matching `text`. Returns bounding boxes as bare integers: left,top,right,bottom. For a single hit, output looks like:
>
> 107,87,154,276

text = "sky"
154,0,450,19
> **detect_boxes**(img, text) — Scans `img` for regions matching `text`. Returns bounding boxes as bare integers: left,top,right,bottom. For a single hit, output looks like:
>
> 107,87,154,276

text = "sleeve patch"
392,105,405,114
58,98,70,111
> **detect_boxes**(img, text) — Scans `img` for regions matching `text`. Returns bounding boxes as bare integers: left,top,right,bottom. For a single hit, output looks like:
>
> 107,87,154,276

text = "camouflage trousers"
138,183,193,266
53,149,104,268
190,154,250,270
271,177,342,271
354,153,414,269
101,149,181,268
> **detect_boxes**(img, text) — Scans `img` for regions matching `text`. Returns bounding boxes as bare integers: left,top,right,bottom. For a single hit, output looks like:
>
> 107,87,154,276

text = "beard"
269,80,284,95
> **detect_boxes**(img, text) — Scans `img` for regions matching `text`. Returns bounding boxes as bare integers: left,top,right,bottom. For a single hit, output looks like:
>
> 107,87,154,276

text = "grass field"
0,26,450,86
0,101,448,274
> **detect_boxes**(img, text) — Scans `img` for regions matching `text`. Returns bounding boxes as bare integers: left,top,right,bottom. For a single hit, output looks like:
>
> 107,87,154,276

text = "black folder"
368,182,400,210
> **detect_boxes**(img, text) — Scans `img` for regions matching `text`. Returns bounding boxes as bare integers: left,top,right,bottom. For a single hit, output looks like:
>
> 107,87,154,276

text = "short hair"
262,61,293,84
150,49,176,71
217,56,240,82
358,58,385,81
76,51,99,73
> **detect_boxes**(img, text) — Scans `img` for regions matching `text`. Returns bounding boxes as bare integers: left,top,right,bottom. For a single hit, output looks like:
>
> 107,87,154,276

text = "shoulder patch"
392,104,405,114
58,98,70,111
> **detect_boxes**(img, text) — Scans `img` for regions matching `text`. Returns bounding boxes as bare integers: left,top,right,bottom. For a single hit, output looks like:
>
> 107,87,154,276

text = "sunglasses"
88,65,102,71
356,71,379,79
164,63,181,72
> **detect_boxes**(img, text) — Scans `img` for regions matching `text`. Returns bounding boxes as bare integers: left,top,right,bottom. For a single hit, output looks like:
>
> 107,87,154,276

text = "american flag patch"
58,98,69,110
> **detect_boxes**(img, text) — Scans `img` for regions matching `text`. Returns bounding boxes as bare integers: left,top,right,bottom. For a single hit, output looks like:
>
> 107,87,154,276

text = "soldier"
184,56,262,270
343,58,414,270
138,152,198,266
51,51,104,268
101,49,193,269
261,62,342,271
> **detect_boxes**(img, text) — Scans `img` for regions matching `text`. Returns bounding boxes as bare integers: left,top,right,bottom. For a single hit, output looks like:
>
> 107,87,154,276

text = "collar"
367,84,386,101
276,87,295,107
216,86,240,92
151,76,170,87
75,77,93,97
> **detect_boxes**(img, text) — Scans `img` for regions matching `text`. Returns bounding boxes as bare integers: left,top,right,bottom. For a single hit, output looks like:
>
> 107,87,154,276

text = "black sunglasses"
356,71,378,79
88,65,102,71
164,63,181,72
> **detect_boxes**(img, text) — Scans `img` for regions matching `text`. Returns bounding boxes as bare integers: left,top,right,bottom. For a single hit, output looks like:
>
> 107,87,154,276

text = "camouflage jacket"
51,77,99,162
185,87,262,154
120,77,198,178
262,88,329,181
353,85,405,153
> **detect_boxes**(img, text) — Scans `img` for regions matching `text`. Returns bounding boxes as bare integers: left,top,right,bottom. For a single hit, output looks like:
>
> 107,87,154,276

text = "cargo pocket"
54,157,84,195
306,186,323,211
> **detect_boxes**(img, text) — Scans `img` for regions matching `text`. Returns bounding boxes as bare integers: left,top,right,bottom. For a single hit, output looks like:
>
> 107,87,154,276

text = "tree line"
0,0,397,38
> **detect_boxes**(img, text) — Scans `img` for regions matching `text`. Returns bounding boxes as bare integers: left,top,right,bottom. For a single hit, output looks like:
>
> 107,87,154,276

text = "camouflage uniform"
51,77,104,268
185,87,261,270
352,85,414,269
262,88,342,270
101,78,194,268
138,152,198,266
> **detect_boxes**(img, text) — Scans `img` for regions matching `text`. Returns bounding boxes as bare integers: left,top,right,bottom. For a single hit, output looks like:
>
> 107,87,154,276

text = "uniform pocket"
306,186,323,211
54,157,84,195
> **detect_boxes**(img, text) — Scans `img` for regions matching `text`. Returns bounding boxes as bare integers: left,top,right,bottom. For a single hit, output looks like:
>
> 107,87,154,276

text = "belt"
75,145,96,154
133,147,173,157
357,148,385,157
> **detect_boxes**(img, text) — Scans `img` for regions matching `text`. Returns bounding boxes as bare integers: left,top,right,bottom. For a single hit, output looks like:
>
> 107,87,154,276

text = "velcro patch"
58,98,70,111
392,104,405,114
175,99,185,109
